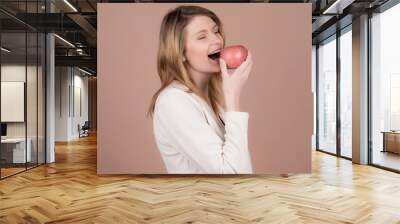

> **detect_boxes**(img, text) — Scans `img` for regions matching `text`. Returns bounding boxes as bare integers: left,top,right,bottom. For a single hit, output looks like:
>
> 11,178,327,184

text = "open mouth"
208,51,220,61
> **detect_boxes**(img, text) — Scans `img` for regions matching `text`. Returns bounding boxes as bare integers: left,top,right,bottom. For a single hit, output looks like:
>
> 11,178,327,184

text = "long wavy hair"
147,5,226,118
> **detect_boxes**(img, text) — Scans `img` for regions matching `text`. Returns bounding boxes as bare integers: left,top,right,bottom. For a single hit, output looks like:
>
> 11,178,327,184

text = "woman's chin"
208,65,221,73
207,68,221,74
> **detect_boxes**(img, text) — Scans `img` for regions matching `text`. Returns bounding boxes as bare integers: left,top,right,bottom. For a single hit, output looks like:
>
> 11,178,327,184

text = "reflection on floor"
341,147,352,158
373,150,400,171
0,133,400,223
0,162,42,178
0,167,25,177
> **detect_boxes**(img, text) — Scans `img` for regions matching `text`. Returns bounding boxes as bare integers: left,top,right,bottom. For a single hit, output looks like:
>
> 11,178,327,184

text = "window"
317,35,337,154
0,1,47,179
371,2,400,171
340,27,352,158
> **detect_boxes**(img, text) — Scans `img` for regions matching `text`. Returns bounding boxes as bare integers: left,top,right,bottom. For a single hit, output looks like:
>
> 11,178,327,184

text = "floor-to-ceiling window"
370,2,400,171
317,35,337,154
339,26,352,159
0,1,46,179
316,23,353,160
312,45,317,150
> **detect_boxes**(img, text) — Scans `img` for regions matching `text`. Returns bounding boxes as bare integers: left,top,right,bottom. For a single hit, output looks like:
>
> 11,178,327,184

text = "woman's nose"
211,34,222,45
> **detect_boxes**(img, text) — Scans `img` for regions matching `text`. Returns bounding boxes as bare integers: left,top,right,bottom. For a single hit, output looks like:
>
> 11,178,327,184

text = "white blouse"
152,81,253,174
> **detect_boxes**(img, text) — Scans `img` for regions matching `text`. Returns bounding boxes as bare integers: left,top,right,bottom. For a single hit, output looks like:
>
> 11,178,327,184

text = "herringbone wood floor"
1,133,400,224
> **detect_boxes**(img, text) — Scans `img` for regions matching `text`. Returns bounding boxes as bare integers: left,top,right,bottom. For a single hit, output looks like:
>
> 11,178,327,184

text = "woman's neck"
186,67,211,101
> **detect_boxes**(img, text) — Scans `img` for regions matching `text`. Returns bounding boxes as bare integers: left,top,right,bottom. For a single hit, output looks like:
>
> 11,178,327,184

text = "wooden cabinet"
382,132,400,154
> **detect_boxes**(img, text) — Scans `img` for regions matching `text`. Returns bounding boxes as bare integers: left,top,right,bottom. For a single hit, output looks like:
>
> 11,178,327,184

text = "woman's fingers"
219,58,229,79
220,50,253,108
242,51,252,69
242,58,253,79
234,51,252,76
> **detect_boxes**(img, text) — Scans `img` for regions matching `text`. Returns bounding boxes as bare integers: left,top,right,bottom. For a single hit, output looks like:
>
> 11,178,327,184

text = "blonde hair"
147,5,226,118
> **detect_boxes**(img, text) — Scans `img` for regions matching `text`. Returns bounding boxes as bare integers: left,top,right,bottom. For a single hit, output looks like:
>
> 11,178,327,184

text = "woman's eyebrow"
195,24,218,35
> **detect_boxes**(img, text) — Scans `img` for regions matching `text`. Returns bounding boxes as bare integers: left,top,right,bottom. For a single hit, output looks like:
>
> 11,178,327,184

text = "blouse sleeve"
154,89,253,174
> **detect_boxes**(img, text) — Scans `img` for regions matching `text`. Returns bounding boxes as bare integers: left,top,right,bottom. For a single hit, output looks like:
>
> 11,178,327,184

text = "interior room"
0,0,399,223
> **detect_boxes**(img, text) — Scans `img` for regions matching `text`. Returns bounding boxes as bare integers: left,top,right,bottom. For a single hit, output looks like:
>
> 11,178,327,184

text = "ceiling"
0,0,393,75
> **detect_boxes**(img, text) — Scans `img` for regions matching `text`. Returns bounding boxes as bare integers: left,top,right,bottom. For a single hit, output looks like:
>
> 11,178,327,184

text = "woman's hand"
219,51,253,112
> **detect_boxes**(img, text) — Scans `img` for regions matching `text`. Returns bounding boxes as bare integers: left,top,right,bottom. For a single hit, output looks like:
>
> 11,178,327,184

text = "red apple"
220,45,248,69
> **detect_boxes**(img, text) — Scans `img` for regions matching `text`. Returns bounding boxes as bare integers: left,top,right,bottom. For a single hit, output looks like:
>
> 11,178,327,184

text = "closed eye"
198,30,220,40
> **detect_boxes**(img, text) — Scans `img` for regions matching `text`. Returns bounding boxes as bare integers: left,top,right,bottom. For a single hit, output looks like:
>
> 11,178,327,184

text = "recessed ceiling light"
63,0,78,12
77,67,93,76
1,47,11,53
322,0,354,15
54,34,75,48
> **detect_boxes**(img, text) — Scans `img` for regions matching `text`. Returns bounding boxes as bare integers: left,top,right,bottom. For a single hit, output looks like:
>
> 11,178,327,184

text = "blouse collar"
168,80,226,138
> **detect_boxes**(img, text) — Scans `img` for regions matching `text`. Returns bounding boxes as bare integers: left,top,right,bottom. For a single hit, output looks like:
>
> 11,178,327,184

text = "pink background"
97,3,312,174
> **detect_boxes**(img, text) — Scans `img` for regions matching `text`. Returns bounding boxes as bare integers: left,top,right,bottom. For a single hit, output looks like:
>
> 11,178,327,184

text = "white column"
352,14,369,164
45,1,55,163
46,32,55,163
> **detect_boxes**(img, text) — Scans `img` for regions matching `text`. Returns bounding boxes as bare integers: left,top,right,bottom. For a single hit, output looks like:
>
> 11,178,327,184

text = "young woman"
147,5,253,174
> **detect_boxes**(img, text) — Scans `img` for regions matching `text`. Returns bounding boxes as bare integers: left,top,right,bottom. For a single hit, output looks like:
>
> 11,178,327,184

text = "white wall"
55,67,89,141
55,66,70,141
1,65,26,132
1,65,42,137
71,72,89,138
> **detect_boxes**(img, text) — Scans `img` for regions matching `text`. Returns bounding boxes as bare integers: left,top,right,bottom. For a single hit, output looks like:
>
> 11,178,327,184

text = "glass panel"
0,1,46,179
38,32,45,165
27,31,38,169
340,28,352,158
1,31,27,178
317,36,337,154
312,46,317,150
371,3,400,171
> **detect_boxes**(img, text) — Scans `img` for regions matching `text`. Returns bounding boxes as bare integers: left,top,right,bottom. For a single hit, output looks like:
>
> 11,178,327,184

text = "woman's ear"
183,57,186,62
